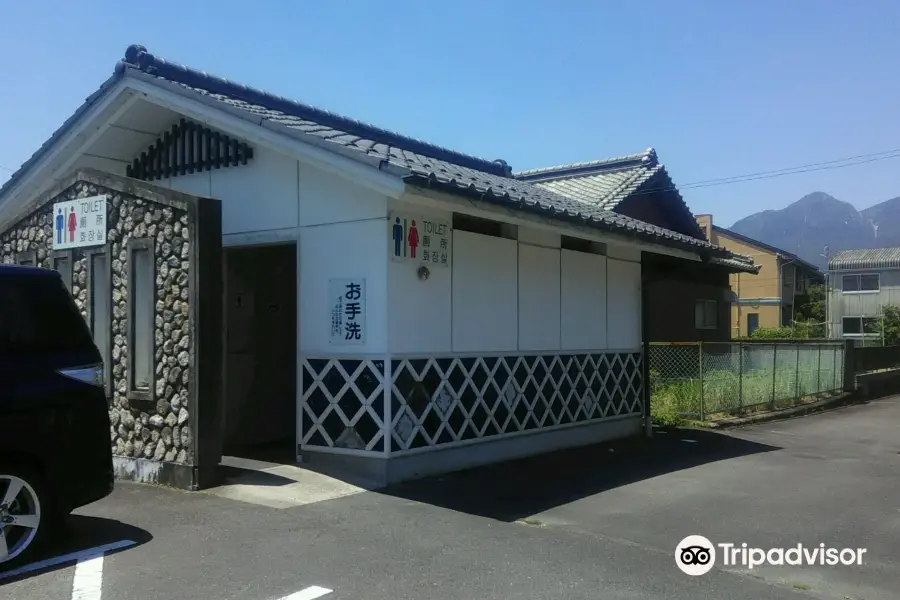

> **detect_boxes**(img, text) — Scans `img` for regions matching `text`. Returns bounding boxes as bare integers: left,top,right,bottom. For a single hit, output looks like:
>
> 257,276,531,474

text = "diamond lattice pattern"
389,353,642,452
301,358,385,451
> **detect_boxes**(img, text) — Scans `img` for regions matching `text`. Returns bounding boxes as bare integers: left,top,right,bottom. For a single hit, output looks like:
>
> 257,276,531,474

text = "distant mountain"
728,192,900,270
860,196,900,247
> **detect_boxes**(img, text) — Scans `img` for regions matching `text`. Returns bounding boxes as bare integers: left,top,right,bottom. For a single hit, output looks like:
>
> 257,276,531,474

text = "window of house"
561,235,606,255
842,273,880,293
842,316,861,334
842,316,881,335
127,238,155,401
794,274,803,293
452,213,517,240
694,299,718,329
87,248,112,397
53,250,73,293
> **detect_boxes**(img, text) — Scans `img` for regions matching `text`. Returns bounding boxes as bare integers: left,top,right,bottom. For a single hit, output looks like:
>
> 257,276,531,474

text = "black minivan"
0,264,114,567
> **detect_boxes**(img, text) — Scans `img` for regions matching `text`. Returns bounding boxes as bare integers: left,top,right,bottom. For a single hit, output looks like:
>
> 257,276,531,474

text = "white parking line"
0,539,135,581
71,553,104,600
279,586,333,600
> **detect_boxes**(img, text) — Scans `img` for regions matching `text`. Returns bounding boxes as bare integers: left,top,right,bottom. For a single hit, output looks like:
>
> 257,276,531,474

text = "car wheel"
0,466,52,568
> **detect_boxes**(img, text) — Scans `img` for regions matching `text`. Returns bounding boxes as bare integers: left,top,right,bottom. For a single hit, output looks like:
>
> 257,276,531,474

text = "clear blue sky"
2,0,899,227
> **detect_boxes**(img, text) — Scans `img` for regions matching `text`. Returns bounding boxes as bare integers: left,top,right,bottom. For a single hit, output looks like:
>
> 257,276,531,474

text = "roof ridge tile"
514,148,657,179
122,44,512,177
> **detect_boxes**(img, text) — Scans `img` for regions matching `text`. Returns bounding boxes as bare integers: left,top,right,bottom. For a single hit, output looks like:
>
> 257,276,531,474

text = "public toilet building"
0,46,754,489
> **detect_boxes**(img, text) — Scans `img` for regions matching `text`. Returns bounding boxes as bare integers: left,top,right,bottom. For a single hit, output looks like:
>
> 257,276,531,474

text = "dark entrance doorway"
222,243,297,463
747,312,759,337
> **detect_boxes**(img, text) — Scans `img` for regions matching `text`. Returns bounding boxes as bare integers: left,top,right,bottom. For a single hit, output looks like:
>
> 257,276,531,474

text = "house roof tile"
515,148,708,240
515,150,660,210
828,247,900,271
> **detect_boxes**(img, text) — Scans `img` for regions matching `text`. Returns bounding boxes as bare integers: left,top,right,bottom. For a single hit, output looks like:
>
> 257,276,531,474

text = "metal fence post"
794,342,801,406
771,343,777,409
738,343,744,411
698,342,705,421
816,343,822,396
832,346,837,392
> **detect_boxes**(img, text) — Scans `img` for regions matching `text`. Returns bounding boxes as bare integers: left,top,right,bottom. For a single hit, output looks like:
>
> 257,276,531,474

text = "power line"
0,165,15,173
628,147,900,197
679,147,900,188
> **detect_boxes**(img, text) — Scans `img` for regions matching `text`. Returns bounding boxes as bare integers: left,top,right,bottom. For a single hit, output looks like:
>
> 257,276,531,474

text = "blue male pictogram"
392,217,404,257
55,208,64,244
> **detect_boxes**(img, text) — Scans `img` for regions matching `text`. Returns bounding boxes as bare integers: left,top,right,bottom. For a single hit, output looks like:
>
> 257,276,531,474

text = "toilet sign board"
389,212,452,267
52,195,108,250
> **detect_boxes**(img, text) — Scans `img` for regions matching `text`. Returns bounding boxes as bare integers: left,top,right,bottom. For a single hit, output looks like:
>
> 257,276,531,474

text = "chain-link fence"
649,342,845,420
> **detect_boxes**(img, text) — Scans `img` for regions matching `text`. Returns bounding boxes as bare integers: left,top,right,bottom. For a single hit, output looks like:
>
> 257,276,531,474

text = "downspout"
778,257,800,329
641,263,653,437
777,256,784,327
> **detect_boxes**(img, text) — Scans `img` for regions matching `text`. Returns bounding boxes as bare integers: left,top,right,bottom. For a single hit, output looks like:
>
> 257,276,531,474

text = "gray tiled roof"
0,44,756,267
828,248,900,271
710,255,758,272
515,149,709,242
515,150,661,211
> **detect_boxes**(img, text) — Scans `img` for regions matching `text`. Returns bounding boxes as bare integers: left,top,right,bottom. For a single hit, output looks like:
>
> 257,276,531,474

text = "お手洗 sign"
329,277,367,345
389,212,452,267
52,195,108,250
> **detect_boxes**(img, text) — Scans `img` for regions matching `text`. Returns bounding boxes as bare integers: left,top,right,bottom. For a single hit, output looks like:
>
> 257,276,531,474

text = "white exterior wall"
561,249,607,350
452,231,519,352
385,206,643,354
606,254,642,350
386,201,454,355
297,165,389,355
160,146,300,235
518,242,561,351
154,149,644,356
161,146,391,355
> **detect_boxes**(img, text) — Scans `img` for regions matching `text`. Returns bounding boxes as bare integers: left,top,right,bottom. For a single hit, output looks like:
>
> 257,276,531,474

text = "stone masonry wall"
0,180,195,467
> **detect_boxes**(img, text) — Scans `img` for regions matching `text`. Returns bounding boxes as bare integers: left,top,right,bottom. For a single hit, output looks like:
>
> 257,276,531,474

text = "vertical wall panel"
452,231,518,353
561,250,607,350
607,258,642,350
518,244,561,351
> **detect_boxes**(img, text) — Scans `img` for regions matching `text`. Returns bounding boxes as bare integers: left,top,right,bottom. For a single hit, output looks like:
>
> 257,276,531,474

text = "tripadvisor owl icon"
675,535,716,576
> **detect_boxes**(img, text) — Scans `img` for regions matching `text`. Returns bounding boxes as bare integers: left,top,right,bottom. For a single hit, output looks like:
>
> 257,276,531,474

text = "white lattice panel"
389,352,642,452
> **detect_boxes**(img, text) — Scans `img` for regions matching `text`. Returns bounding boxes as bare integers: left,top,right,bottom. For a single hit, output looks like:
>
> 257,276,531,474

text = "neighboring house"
0,45,757,489
517,150,759,342
827,248,900,340
695,214,822,337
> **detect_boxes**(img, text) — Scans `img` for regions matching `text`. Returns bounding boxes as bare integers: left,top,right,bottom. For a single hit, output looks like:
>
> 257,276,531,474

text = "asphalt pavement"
3,395,899,600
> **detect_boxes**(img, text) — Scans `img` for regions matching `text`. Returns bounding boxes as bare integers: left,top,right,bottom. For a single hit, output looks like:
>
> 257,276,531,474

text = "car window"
0,273,96,356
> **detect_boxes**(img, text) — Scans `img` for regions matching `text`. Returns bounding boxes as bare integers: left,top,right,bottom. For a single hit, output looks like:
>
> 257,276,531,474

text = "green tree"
795,283,826,323
879,305,900,346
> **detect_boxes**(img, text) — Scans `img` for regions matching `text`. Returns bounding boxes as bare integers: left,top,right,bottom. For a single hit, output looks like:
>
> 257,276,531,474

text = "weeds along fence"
649,341,845,420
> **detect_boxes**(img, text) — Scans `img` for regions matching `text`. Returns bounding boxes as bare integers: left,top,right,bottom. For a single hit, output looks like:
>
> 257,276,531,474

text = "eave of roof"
0,71,125,201
828,247,900,271
708,255,761,274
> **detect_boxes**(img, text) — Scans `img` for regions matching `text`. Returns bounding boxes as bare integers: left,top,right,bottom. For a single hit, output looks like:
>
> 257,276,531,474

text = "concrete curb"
702,392,863,429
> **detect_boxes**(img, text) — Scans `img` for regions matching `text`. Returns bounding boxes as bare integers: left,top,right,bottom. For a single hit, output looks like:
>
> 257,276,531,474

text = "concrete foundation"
300,415,642,487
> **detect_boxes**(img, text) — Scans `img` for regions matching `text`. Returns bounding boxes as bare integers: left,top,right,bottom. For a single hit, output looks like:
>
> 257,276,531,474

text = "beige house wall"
696,214,783,337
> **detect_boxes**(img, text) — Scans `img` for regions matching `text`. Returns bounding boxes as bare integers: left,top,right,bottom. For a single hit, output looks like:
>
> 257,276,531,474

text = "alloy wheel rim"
0,475,41,564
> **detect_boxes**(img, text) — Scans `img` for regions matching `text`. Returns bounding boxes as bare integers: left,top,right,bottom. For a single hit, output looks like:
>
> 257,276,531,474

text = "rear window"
0,272,97,357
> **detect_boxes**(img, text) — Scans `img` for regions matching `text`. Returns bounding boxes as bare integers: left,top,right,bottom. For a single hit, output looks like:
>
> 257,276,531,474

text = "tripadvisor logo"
675,535,867,576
